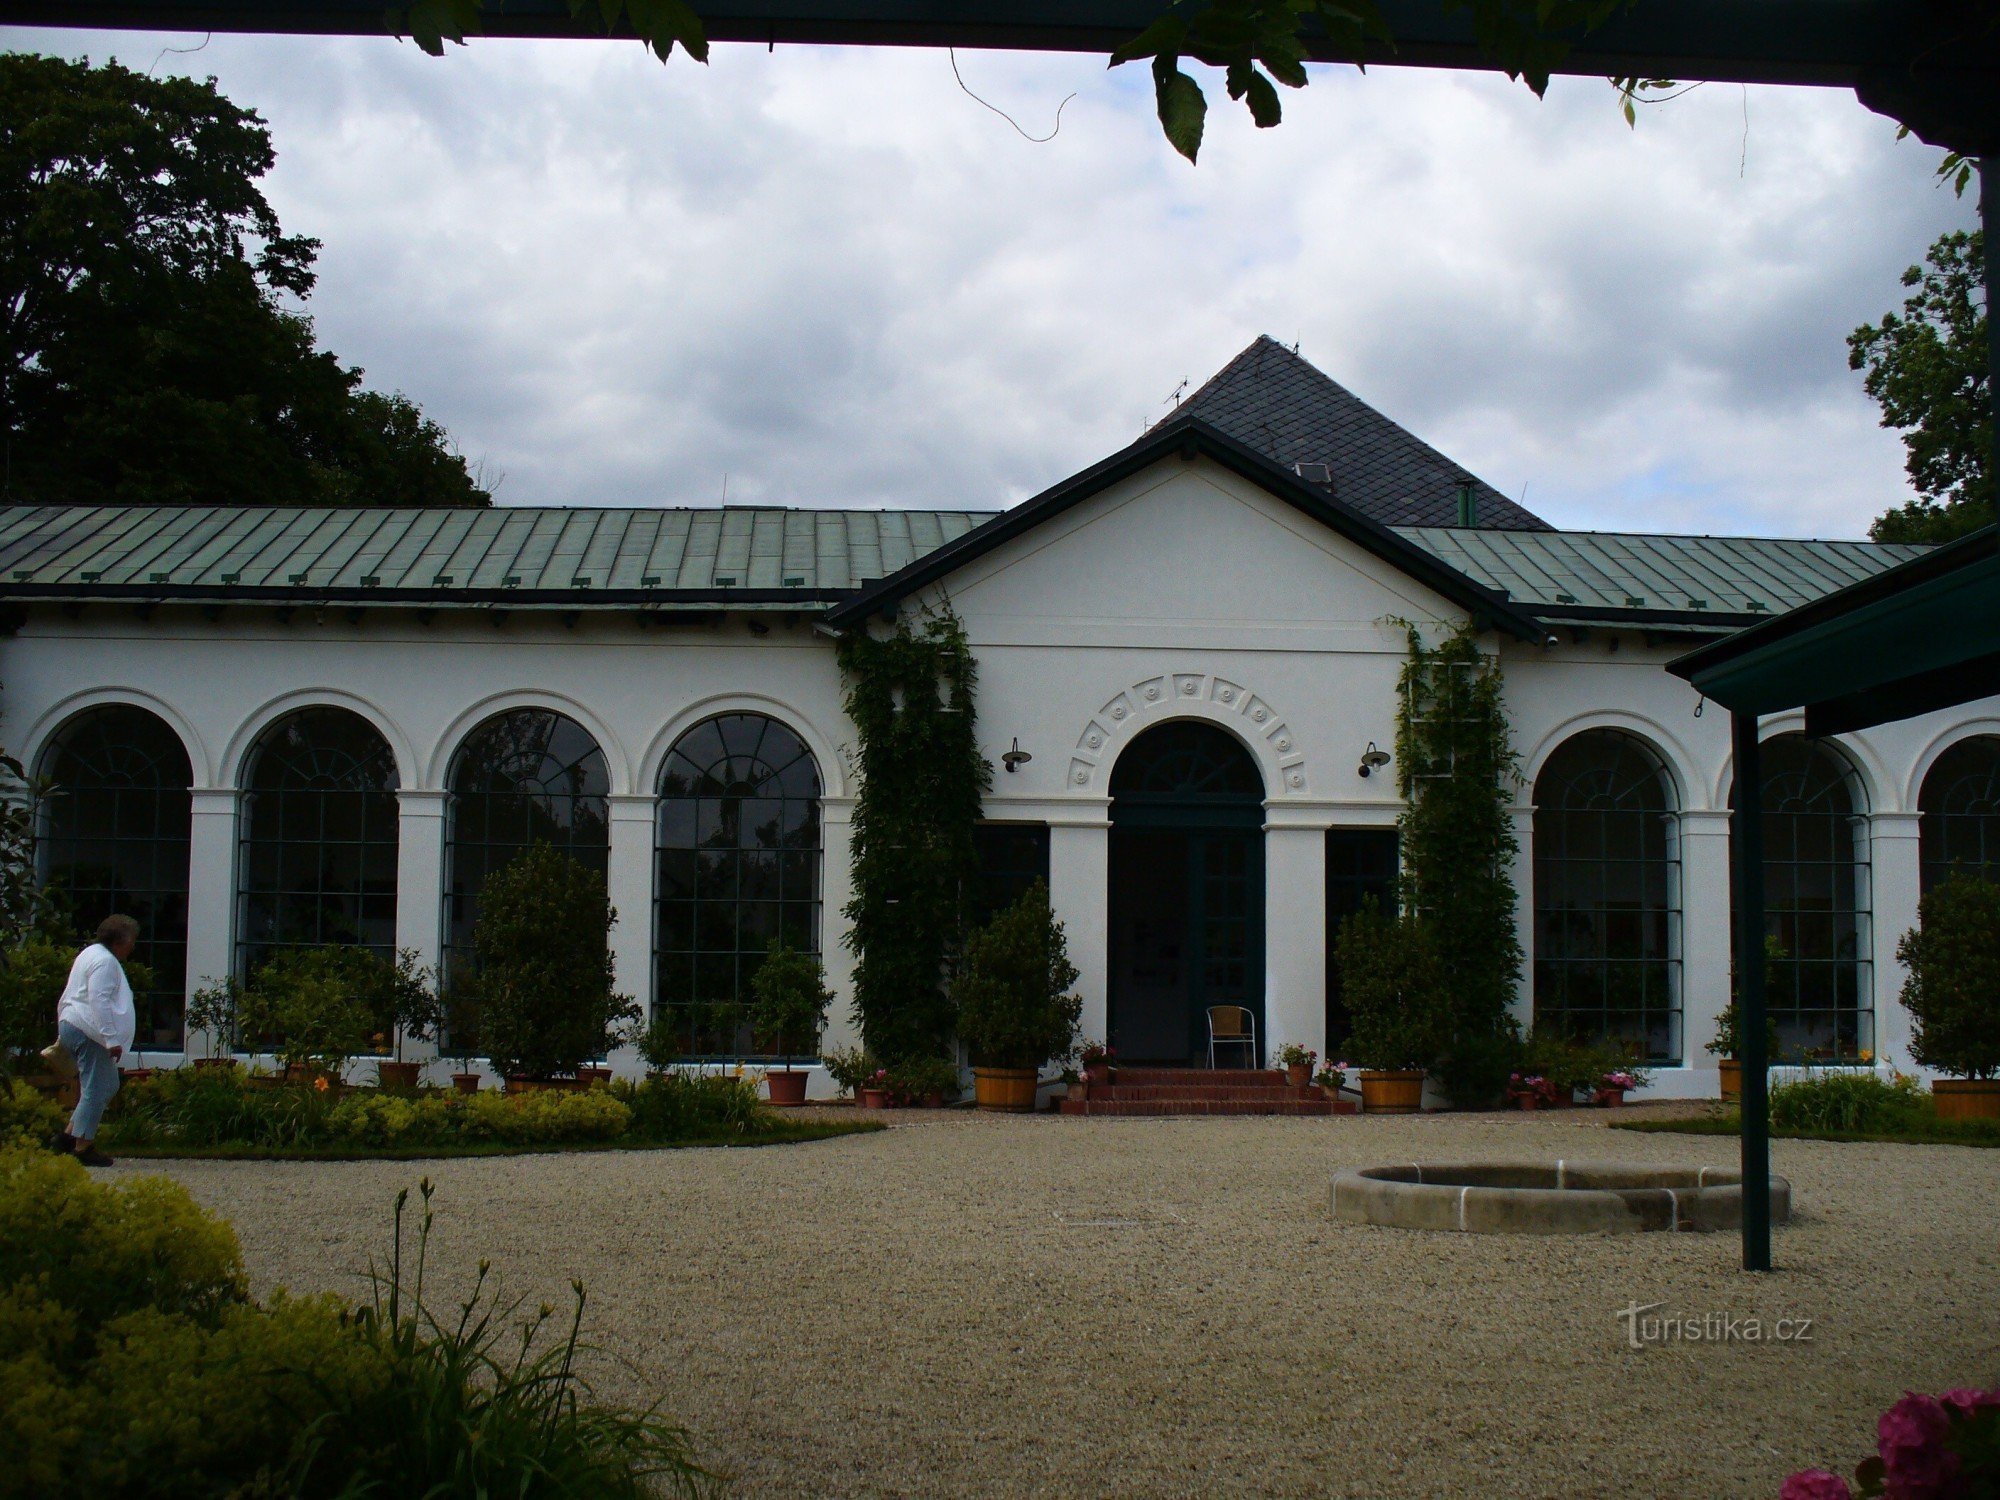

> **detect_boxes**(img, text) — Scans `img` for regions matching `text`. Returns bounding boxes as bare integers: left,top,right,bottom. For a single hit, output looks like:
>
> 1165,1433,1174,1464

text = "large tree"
0,52,489,508
1849,228,1989,546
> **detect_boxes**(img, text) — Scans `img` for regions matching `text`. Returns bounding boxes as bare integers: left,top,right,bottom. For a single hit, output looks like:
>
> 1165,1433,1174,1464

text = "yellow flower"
1859,1049,1874,1064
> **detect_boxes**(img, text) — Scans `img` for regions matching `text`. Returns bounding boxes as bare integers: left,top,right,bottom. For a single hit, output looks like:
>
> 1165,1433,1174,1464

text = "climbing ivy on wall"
1392,622,1524,1080
837,602,991,1063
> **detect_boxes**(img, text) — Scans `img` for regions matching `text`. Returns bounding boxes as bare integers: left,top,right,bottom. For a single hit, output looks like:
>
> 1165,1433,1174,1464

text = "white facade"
5,451,1994,1097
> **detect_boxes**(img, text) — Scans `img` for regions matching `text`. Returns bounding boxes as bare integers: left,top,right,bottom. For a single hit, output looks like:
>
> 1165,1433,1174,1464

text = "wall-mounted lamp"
1357,742,1391,778
1002,738,1033,773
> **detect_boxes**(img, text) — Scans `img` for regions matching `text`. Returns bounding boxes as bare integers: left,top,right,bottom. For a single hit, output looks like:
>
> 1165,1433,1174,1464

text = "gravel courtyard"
121,1108,2000,1498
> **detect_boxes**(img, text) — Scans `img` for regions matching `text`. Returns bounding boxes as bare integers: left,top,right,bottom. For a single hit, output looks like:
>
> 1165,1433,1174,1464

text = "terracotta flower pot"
1932,1078,2000,1120
1593,1087,1627,1108
1718,1058,1742,1102
1285,1062,1312,1087
859,1086,890,1109
1357,1069,1424,1114
922,1090,946,1108
1513,1091,1540,1111
971,1066,1039,1112
766,1070,810,1106
376,1060,423,1092
120,1067,155,1084
1084,1062,1111,1086
452,1072,482,1095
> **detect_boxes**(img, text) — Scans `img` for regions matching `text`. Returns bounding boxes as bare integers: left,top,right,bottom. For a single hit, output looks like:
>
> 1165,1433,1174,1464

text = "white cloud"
4,24,1979,536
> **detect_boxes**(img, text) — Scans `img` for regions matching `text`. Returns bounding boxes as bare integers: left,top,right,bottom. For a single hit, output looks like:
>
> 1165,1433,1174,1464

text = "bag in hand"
40,1038,77,1078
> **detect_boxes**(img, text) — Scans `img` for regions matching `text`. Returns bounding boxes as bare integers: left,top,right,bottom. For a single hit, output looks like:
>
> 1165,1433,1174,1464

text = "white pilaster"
1678,810,1733,1088
1869,812,1923,1070
1264,822,1327,1060
819,799,860,1056
605,795,656,1073
184,788,239,1059
394,791,447,975
1048,807,1111,1047
1508,803,1535,1034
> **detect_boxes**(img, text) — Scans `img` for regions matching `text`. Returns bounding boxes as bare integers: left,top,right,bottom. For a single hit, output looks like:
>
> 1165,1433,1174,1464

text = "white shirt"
56,943,136,1055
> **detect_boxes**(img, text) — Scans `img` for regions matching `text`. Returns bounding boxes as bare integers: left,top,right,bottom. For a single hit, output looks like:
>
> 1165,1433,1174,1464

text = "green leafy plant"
1707,1002,1783,1063
612,1072,764,1141
467,843,637,1080
951,881,1082,1073
1898,875,2000,1080
1333,901,1452,1072
885,1055,958,1103
0,935,81,1076
839,601,990,1063
749,943,832,1071
0,1078,63,1148
821,1045,876,1099
232,946,386,1075
1770,1069,1930,1135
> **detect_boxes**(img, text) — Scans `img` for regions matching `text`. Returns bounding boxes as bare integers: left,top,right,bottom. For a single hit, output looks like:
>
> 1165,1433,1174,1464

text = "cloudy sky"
5,23,1980,536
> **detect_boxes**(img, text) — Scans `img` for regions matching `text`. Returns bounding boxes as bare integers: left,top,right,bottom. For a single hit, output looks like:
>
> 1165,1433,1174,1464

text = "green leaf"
1153,56,1208,162
1110,14,1187,67
1243,68,1282,127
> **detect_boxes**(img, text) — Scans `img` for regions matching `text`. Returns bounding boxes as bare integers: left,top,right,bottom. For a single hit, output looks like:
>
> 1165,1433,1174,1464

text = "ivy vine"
836,601,991,1063
1392,621,1523,1052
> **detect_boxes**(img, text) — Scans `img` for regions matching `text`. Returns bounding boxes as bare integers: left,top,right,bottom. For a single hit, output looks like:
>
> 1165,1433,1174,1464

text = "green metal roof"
1396,527,1927,630
0,505,1000,603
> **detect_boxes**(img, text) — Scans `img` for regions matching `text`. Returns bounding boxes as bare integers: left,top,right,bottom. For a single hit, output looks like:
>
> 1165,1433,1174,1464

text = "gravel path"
117,1108,2000,1498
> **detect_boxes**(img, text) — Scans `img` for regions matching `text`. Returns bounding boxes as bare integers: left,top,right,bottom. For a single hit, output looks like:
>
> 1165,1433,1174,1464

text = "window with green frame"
1919,735,2000,892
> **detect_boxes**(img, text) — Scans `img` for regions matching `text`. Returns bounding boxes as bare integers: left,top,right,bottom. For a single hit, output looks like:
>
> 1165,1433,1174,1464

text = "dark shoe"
44,1130,75,1155
73,1147,115,1168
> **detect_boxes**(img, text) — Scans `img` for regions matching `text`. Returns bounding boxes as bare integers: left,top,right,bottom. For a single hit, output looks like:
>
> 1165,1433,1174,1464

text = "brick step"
1059,1097,1348,1117
1110,1068,1285,1086
1083,1085,1316,1102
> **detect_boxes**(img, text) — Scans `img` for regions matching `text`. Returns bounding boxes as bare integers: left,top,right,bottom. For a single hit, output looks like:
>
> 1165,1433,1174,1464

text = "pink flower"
1878,1393,1960,1497
1780,1471,1852,1500
1940,1387,2000,1418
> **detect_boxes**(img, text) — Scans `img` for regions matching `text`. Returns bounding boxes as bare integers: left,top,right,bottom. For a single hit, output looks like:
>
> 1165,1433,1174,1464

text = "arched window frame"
35,705,193,1049
653,713,822,1062
444,709,610,976
1735,733,1873,1063
1918,735,2000,892
1532,730,1683,1063
236,707,400,975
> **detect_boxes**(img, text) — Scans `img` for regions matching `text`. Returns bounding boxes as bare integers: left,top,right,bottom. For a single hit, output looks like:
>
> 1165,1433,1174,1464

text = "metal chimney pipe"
1456,479,1476,528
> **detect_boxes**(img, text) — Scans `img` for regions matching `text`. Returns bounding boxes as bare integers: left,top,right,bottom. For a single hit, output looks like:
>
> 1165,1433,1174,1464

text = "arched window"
1532,731,1680,1062
446,710,609,969
37,706,193,1048
1734,734,1871,1062
1919,736,2000,891
655,714,821,1059
238,708,400,972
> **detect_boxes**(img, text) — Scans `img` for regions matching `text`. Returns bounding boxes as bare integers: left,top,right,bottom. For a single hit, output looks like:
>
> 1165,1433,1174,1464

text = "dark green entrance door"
1107,722,1265,1066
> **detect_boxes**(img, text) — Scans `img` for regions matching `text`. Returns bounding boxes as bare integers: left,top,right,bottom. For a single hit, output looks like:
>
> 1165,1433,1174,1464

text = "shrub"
0,1079,63,1147
101,1065,343,1150
885,1055,957,1103
1898,875,2000,1080
1770,1070,1931,1134
750,943,831,1068
951,881,1082,1072
227,945,436,1073
1334,902,1451,1072
469,843,637,1080
1431,1021,1522,1109
614,1072,763,1140
0,936,80,1076
821,1045,874,1098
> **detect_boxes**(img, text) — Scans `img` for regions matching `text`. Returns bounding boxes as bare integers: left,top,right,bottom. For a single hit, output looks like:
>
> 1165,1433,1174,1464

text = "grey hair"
96,914,140,947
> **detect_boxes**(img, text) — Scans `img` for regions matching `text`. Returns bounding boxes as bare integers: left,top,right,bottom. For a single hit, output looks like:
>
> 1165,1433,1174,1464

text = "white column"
1264,821,1327,1062
1869,812,1923,1072
1678,810,1733,1095
819,799,860,1063
1048,809,1111,1048
392,790,449,1070
1507,803,1536,1034
183,788,239,1060
605,794,656,1077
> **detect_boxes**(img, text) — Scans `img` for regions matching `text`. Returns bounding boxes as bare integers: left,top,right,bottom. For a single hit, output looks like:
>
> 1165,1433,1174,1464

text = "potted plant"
469,843,637,1091
232,946,381,1087
185,973,245,1066
952,881,1082,1112
859,1066,892,1109
1508,1072,1558,1110
888,1055,957,1107
1277,1043,1317,1088
369,948,442,1092
1898,875,2000,1119
750,942,833,1106
1078,1040,1113,1087
1333,903,1449,1115
1707,1002,1782,1103
440,980,484,1093
822,1045,873,1104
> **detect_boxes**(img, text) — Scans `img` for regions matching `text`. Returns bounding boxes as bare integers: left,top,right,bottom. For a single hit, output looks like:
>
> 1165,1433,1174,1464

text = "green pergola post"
1730,711,1771,1273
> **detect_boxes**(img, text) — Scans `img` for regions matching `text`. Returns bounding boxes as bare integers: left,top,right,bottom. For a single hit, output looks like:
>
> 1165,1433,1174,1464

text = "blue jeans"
60,1022,120,1140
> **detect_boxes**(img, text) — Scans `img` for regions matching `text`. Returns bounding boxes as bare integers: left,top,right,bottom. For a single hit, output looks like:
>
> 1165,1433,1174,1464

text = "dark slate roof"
1173,335,1551,531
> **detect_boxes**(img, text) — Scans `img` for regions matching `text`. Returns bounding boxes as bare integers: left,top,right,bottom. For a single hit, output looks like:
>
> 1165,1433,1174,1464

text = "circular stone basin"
1330,1161,1792,1236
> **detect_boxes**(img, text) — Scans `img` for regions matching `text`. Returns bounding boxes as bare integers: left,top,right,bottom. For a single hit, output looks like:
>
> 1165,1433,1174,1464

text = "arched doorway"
1108,721,1265,1065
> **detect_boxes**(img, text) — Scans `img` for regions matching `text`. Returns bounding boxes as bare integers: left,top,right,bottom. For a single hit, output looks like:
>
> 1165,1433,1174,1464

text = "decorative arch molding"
1713,712,1889,815
1904,718,2000,811
638,692,844,800
24,687,212,786
1522,711,1697,811
423,689,631,794
221,688,417,792
1067,671,1308,796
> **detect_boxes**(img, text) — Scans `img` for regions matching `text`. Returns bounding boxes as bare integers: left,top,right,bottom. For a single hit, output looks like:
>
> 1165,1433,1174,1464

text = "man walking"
47,915,140,1167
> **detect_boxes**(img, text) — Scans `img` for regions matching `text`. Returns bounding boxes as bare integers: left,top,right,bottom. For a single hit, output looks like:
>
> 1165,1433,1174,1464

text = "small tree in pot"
370,948,443,1091
1899,875,2000,1119
1334,901,1451,1114
750,942,831,1105
952,881,1081,1112
470,843,637,1088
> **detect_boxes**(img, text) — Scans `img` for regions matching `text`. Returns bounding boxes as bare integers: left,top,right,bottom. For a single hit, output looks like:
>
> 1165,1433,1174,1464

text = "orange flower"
314,1075,330,1092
